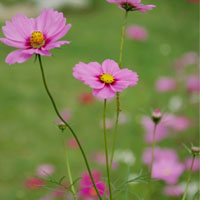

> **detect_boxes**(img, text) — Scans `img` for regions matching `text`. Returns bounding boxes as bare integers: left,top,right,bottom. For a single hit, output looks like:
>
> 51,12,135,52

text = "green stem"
62,134,77,200
181,154,196,200
110,11,128,170
150,124,157,177
103,99,112,200
37,55,102,200
119,11,128,68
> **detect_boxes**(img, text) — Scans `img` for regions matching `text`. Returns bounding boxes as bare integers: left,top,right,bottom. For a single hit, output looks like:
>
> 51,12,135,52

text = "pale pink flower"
186,75,200,93
106,0,156,13
79,170,109,199
168,116,190,132
142,147,178,166
164,185,183,197
73,59,138,100
0,8,71,65
56,109,71,126
91,152,118,170
36,164,54,177
185,157,200,172
126,25,148,41
152,159,184,184
142,116,170,143
155,77,176,92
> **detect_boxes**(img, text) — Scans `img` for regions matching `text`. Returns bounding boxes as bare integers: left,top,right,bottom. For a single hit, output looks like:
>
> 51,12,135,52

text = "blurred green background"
0,0,199,199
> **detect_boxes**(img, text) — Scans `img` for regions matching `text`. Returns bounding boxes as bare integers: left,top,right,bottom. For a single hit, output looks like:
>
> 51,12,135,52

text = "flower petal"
5,49,33,65
0,38,26,48
93,86,116,99
44,41,70,50
102,59,120,74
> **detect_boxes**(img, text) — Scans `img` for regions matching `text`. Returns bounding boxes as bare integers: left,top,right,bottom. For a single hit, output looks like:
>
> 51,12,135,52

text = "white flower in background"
35,0,91,10
114,149,135,165
180,181,200,198
168,96,183,112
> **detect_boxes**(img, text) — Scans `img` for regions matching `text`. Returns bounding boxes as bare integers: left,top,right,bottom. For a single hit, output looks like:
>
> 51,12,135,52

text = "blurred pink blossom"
143,147,178,166
142,116,170,143
36,164,54,177
164,185,183,197
25,177,45,190
78,92,95,105
126,25,148,41
56,109,71,126
168,116,190,132
68,137,79,149
79,170,108,199
185,157,200,172
186,75,200,93
152,159,184,184
155,77,176,92
91,152,118,170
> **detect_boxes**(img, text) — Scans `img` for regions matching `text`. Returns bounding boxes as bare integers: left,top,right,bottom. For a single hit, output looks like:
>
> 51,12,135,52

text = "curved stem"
62,134,77,200
103,99,112,200
37,55,102,200
150,124,157,177
181,154,195,200
110,11,128,169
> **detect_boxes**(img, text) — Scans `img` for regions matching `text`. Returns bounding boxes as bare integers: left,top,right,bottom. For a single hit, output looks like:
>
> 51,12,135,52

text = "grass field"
0,0,199,199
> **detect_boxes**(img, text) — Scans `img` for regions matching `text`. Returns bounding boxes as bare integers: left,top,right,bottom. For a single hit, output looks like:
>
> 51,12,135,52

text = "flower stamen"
30,31,45,48
100,73,115,84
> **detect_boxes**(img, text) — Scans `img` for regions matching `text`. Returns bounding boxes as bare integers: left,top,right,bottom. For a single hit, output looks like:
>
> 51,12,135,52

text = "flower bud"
152,109,162,124
191,146,200,155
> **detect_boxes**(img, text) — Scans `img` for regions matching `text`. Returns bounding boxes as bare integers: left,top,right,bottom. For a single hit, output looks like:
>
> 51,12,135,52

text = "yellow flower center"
30,31,45,48
100,73,115,84
89,187,97,196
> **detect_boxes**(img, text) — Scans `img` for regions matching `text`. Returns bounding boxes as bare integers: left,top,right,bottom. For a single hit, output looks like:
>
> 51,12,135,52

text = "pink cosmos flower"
126,25,148,41
186,75,200,93
185,157,200,172
36,164,54,177
168,116,190,132
106,0,156,13
73,59,138,100
152,159,184,184
164,185,183,197
142,147,178,166
0,8,71,65
155,77,176,92
79,170,109,199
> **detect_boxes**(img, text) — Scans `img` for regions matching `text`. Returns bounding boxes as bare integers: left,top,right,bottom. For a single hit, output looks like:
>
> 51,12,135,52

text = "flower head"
73,59,138,100
0,8,71,65
79,170,108,198
126,25,148,41
36,164,54,177
155,77,176,92
106,0,156,13
152,109,162,124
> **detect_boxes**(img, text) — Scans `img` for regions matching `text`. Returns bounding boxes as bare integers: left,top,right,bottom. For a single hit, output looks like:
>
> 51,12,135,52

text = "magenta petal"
102,59,120,74
0,38,26,48
93,86,116,99
45,41,70,50
5,49,33,65
114,69,139,86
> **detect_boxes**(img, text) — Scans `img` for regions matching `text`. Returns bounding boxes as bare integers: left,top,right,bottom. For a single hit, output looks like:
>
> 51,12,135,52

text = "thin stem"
103,99,112,200
37,55,102,200
150,124,157,177
181,154,196,200
62,134,77,200
119,11,128,68
110,11,128,169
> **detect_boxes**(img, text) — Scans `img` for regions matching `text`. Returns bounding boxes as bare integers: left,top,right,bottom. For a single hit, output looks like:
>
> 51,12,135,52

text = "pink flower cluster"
142,113,190,143
126,25,148,41
0,9,71,64
143,147,184,184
